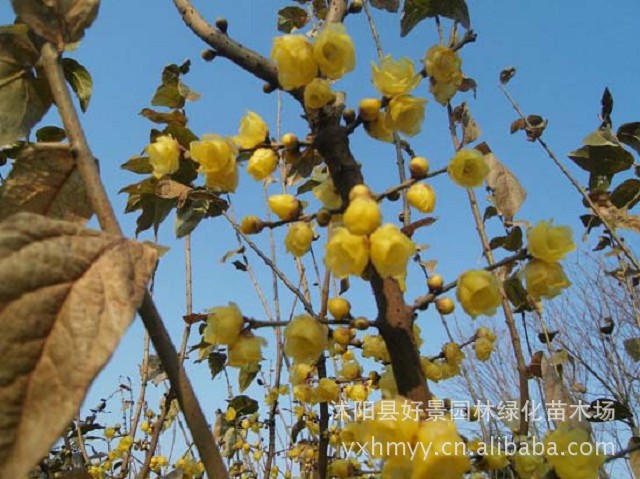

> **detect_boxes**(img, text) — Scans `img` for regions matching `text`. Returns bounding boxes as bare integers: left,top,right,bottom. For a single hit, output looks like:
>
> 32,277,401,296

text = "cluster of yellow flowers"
473,326,497,361
523,221,574,299
175,454,205,479
203,303,266,369
149,455,169,473
271,23,355,110
324,185,416,288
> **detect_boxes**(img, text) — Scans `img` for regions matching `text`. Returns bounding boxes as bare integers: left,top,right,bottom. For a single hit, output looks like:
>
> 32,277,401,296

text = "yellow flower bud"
339,360,360,380
436,297,455,315
204,302,244,345
315,378,340,403
407,183,436,213
448,148,489,188
304,78,336,110
474,337,494,361
104,427,115,440
147,135,180,179
427,273,444,292
313,23,356,80
371,55,421,97
527,220,575,263
343,196,382,235
409,156,430,179
324,227,370,278
425,45,463,84
247,148,277,180
271,35,318,90
240,215,264,235
385,94,427,137
225,407,237,422
358,98,382,122
281,132,299,150
412,420,470,479
369,223,415,283
227,333,266,368
523,259,571,299
333,327,353,346
456,269,502,317
290,363,313,385
328,297,351,320
233,111,268,149
284,314,328,364
268,194,300,220
364,111,394,143
348,184,371,200
285,221,314,257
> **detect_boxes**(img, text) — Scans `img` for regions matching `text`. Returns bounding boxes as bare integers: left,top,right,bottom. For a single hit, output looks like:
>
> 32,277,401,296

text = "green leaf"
296,179,321,196
401,0,470,37
220,246,245,264
228,395,259,416
503,273,531,312
35,125,66,142
11,0,100,46
312,0,328,20
0,32,51,145
134,195,175,236
370,0,400,12
207,352,226,380
140,108,187,125
61,58,92,112
568,129,634,176
238,365,260,393
617,122,640,155
277,6,309,33
175,199,208,238
489,227,522,252
121,156,152,174
483,206,498,223
624,337,640,362
152,84,185,109
611,179,640,210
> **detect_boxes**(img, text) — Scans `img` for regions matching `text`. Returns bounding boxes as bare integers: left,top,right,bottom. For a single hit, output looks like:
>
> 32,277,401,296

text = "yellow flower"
343,196,382,236
290,363,313,385
421,357,443,382
104,427,115,440
324,227,370,278
476,326,497,342
204,302,244,345
385,94,427,137
271,35,318,90
147,135,180,179
474,337,494,361
443,342,464,367
227,333,266,367
430,78,461,105
247,148,277,180
362,399,420,459
328,297,351,320
285,221,314,257
328,459,353,479
233,111,268,149
117,435,134,453
313,23,355,79
345,384,368,401
407,183,436,213
364,111,394,143
304,78,336,110
425,45,463,84
523,260,571,299
544,426,605,479
190,134,239,192
456,270,502,317
284,314,329,364
293,384,315,403
512,449,550,479
339,359,360,379
369,224,415,284
447,148,489,188
412,419,470,479
225,407,237,422
362,335,390,363
312,169,343,210
240,215,264,235
315,378,340,403
205,166,238,193
268,194,300,220
371,55,421,97
527,221,575,263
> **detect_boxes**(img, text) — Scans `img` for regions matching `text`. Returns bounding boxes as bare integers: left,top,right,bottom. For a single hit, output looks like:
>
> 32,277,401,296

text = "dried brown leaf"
481,144,526,221
0,213,157,478
542,355,591,432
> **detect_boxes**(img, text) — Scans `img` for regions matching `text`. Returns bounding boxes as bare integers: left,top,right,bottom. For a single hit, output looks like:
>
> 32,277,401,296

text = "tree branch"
40,42,227,479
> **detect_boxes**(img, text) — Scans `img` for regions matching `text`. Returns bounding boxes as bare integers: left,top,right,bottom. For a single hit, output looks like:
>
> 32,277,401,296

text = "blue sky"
2,0,640,466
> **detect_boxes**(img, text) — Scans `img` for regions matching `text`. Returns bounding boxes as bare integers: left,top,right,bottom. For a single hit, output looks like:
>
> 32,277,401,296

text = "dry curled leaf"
0,143,93,224
480,143,527,221
0,213,157,478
